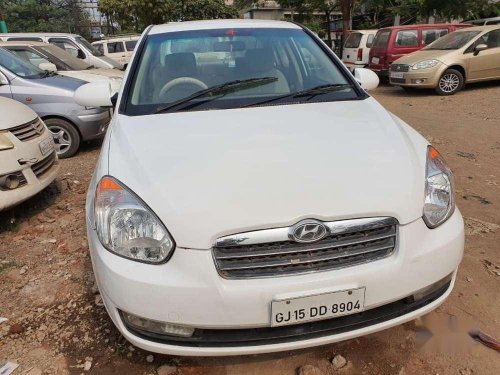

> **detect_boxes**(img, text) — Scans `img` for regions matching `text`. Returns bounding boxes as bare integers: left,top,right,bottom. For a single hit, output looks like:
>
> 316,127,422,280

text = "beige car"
92,36,140,66
0,97,59,211
390,25,500,95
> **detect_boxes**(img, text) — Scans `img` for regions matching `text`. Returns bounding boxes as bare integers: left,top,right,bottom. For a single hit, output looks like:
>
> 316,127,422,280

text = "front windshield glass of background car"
37,45,90,70
424,31,481,50
0,47,45,78
76,36,103,56
124,28,357,115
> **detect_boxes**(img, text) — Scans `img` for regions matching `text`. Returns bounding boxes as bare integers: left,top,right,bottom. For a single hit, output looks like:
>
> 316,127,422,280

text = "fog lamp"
122,311,195,337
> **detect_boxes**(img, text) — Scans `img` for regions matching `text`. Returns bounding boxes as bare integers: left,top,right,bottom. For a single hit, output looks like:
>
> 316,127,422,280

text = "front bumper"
88,210,464,356
389,66,444,88
74,109,111,141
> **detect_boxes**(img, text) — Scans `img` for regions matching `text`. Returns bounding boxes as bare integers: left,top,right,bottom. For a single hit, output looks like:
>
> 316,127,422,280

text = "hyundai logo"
290,220,327,243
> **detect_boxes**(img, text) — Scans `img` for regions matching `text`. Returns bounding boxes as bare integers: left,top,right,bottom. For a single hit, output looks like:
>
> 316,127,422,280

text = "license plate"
39,137,54,156
271,288,365,327
390,72,405,79
372,57,380,64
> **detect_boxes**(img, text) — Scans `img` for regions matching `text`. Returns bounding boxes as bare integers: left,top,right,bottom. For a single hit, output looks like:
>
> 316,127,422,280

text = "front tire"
435,69,464,95
44,118,81,159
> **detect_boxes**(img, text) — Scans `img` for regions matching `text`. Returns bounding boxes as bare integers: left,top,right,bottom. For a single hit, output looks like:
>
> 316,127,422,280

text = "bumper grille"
213,217,398,279
9,118,45,142
32,152,56,178
391,64,410,72
390,78,406,84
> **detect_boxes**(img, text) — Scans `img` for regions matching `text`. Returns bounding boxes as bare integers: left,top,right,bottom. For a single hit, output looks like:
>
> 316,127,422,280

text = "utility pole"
0,6,8,33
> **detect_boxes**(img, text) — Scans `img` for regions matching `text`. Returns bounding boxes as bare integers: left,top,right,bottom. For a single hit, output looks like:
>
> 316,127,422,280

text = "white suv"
75,20,464,356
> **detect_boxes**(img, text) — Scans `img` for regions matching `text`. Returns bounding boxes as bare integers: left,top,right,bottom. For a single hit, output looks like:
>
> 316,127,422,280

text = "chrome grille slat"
218,241,395,271
391,64,410,72
213,217,398,279
9,118,45,141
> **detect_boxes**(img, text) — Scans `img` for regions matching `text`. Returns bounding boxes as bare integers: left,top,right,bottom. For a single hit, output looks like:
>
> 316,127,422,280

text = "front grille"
32,152,56,178
390,78,406,84
0,171,27,191
9,118,45,142
391,64,410,72
213,217,398,279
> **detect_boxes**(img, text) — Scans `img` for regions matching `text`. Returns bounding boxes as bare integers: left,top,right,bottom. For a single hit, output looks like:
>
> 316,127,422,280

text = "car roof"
456,25,500,32
378,23,472,31
0,32,79,37
348,29,378,33
0,41,48,47
94,35,140,43
149,19,301,35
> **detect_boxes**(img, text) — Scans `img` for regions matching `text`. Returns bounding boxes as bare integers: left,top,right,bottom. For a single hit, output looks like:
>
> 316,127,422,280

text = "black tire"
44,118,81,159
435,69,464,96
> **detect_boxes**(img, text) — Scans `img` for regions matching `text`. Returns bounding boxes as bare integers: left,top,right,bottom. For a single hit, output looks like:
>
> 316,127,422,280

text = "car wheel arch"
446,65,467,82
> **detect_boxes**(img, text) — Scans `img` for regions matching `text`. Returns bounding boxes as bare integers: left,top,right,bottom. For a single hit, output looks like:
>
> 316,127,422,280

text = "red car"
368,23,472,78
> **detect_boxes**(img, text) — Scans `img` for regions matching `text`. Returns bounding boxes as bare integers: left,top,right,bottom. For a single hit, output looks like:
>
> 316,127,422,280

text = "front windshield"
36,45,91,70
125,28,357,115
0,47,45,78
76,36,103,56
424,30,481,50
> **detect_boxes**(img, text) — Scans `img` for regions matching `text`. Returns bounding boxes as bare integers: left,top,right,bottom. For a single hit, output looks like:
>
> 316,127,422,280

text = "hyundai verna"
74,20,464,356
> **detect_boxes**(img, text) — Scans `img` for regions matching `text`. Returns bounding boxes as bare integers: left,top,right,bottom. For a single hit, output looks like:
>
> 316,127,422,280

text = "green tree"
99,0,237,33
2,0,89,34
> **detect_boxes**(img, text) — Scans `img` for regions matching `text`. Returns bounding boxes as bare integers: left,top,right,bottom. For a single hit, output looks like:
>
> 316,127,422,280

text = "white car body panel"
57,71,122,92
108,98,427,249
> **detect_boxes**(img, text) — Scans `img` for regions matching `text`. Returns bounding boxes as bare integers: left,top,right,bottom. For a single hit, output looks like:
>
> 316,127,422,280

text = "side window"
7,37,43,42
94,43,104,55
108,42,125,53
48,38,80,57
125,40,138,51
471,30,500,50
422,29,448,45
486,20,500,25
366,34,374,48
395,30,418,47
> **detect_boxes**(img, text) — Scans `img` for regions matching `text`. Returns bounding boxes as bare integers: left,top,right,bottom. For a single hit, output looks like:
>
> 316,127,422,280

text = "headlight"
423,146,455,228
94,176,175,263
0,132,14,151
412,59,440,70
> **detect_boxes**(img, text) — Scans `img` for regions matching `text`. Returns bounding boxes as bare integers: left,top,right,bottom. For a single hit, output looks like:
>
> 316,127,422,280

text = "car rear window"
125,40,138,51
372,31,390,48
345,33,363,48
395,30,418,47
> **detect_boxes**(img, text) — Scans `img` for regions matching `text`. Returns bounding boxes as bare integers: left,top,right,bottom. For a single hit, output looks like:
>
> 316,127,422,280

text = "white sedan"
0,97,59,211
75,19,464,356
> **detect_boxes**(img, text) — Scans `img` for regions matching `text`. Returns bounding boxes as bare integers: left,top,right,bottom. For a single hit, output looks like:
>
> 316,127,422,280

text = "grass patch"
0,261,16,274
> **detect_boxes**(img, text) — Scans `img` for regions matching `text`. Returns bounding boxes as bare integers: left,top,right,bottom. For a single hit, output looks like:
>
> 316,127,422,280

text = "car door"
106,41,127,64
466,29,500,81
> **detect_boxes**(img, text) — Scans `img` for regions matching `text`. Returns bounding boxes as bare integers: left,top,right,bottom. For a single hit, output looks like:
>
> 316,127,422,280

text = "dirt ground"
1,82,499,375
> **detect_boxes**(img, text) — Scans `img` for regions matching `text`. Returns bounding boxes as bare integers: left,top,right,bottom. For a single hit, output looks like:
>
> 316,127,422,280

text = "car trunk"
342,32,363,64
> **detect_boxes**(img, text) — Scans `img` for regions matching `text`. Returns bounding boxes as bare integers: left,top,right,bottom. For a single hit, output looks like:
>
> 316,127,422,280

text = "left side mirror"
74,81,113,108
0,73,8,85
39,62,57,72
474,43,488,55
354,68,379,91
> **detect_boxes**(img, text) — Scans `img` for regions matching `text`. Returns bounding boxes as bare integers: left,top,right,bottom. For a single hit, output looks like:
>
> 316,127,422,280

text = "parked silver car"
0,47,110,158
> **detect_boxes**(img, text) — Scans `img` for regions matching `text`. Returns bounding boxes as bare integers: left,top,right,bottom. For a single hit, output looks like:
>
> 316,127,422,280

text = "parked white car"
0,41,123,93
342,29,378,71
0,97,59,211
92,35,140,66
75,20,464,356
0,33,122,70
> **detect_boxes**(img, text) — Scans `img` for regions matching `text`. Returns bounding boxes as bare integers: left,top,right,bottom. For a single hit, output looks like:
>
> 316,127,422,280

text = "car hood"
0,96,37,130
87,68,124,79
58,71,122,92
108,98,428,249
395,49,453,65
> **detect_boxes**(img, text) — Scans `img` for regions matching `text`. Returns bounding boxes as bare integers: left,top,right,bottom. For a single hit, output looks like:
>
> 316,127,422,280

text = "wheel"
44,118,81,159
435,69,464,95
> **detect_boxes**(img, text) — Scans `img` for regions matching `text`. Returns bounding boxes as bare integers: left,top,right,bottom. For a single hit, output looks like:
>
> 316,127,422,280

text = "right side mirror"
474,44,488,55
77,49,86,59
74,81,114,108
354,68,380,91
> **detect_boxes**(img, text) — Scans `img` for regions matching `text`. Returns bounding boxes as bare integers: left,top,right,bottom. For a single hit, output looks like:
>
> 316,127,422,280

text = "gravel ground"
1,82,499,375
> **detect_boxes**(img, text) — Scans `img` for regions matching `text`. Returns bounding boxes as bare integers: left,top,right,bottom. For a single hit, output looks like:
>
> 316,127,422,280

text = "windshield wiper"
242,83,354,108
40,70,57,78
154,77,278,114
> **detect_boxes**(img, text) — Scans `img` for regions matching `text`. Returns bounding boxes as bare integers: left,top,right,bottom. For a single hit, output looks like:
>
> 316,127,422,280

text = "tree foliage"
2,0,89,34
99,0,238,33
